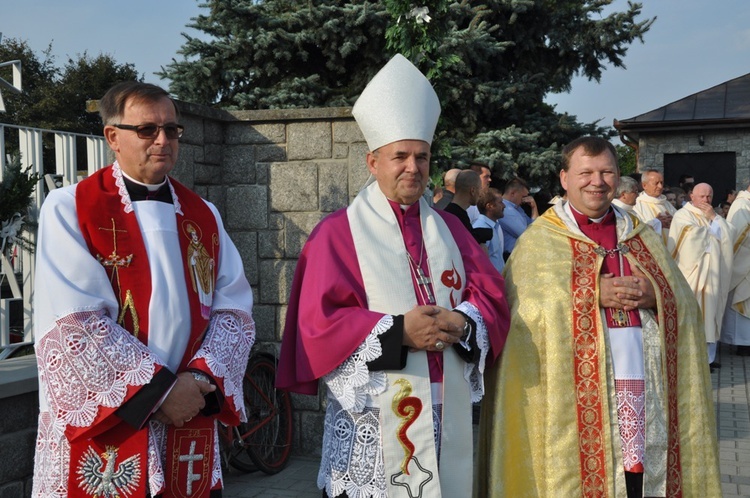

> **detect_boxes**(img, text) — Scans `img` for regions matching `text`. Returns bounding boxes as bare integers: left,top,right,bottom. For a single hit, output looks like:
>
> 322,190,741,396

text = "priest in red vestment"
276,54,510,498
32,82,255,498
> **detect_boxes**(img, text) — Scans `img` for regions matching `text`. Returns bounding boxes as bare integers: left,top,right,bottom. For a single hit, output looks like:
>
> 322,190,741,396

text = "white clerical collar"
120,170,168,192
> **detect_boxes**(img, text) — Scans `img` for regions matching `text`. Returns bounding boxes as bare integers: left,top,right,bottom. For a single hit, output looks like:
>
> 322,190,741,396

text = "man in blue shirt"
472,187,505,273
498,177,538,260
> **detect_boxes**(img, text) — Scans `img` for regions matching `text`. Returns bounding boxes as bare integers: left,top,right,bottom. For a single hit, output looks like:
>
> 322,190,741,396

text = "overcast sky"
2,0,749,134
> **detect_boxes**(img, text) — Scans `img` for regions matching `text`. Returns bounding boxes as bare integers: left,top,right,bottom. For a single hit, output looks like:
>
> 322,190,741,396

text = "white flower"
407,6,431,25
0,213,24,253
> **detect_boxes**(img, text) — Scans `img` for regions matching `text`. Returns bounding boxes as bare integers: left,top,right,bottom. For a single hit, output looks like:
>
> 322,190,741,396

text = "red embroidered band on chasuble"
625,236,683,496
569,240,608,497
569,236,684,497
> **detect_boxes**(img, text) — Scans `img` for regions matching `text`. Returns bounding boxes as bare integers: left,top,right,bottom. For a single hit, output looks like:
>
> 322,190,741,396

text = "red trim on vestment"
569,240,609,496
569,235,683,497
74,165,221,495
625,237,683,496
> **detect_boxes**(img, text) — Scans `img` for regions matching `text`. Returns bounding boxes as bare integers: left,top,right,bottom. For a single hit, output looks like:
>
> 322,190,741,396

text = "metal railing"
0,123,108,358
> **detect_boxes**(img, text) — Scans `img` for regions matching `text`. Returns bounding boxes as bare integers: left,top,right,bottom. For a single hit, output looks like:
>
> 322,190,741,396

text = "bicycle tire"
236,352,293,475
225,423,258,473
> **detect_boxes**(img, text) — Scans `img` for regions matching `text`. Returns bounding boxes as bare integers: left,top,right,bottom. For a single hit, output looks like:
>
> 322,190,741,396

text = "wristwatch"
191,371,211,385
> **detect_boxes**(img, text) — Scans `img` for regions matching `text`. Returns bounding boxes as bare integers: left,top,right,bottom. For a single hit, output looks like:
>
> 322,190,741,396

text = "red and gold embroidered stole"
569,236,683,497
72,165,221,496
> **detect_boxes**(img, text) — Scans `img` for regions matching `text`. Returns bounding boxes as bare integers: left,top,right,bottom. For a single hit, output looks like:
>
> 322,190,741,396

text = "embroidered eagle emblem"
77,445,141,497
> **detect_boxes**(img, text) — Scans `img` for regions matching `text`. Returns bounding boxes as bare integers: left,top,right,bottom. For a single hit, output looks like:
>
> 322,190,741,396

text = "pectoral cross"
415,267,435,305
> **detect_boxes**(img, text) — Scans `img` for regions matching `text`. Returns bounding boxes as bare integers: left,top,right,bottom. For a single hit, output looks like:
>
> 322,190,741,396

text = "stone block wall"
175,102,368,456
0,356,38,497
636,129,750,187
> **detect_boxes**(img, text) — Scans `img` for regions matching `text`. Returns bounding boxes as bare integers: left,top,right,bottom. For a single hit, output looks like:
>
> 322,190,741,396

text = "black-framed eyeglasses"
113,123,184,140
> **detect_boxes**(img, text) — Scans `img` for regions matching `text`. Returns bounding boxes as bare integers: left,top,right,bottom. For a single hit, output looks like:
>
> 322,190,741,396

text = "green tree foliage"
161,0,653,188
615,143,637,176
0,37,141,135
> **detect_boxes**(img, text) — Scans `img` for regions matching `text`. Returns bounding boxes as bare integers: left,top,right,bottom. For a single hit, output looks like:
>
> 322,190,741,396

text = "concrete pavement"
223,342,750,497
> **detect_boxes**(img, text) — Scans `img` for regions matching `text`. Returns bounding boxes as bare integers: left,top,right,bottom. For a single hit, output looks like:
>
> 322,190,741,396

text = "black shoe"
709,361,721,369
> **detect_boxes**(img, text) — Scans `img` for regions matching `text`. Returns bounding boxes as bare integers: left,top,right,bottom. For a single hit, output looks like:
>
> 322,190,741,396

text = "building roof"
614,72,750,133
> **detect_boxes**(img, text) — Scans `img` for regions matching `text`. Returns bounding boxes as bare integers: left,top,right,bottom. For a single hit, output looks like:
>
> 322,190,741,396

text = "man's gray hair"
616,176,639,196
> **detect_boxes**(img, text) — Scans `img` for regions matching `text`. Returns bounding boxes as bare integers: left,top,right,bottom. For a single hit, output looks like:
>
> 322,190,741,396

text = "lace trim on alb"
323,315,391,412
455,301,489,402
319,398,443,498
36,310,161,428
193,309,256,421
615,379,646,471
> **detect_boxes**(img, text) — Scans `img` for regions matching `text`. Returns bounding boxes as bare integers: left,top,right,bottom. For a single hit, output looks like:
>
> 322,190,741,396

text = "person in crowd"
679,173,695,192
633,168,676,244
472,187,505,273
434,168,461,210
276,54,510,498
31,81,255,498
668,183,734,371
476,136,720,498
614,176,662,233
445,170,491,244
466,162,492,223
720,201,731,218
722,183,750,356
724,188,737,205
664,188,677,208
498,177,538,259
670,186,687,208
612,175,639,213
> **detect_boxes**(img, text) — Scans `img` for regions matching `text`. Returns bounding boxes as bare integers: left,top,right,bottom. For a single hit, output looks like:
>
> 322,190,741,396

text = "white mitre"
352,54,441,151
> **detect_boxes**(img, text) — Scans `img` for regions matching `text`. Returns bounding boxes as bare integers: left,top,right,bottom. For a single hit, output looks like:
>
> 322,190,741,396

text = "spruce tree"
161,0,653,188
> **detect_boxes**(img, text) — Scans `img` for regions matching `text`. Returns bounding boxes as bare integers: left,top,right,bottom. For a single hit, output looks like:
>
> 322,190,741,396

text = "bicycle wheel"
224,423,258,473
237,353,293,474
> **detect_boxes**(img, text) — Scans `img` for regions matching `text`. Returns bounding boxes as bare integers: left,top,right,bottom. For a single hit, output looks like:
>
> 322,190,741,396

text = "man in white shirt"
472,188,505,273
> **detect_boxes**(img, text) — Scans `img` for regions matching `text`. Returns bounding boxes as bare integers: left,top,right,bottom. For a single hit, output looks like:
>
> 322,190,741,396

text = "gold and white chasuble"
476,202,720,497
633,193,676,245
319,182,485,498
721,190,750,345
668,203,734,343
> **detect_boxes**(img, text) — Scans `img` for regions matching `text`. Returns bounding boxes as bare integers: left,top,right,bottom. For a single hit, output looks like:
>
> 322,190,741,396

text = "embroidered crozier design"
97,218,139,336
77,445,141,497
183,221,216,319
389,378,433,498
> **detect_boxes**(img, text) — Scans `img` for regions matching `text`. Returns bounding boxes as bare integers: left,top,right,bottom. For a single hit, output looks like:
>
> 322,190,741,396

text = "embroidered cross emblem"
179,440,204,495
96,218,133,268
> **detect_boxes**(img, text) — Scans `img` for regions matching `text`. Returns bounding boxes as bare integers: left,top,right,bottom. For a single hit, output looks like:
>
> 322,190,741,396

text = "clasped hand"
599,267,656,311
403,305,465,351
153,372,216,426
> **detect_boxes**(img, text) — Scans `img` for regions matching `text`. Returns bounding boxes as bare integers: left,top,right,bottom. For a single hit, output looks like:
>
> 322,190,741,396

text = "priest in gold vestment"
476,137,720,498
